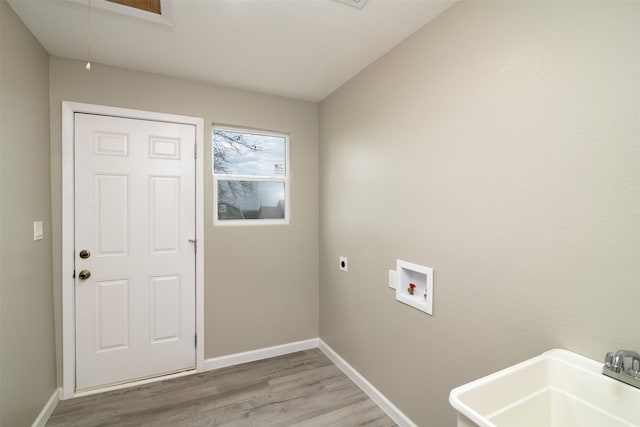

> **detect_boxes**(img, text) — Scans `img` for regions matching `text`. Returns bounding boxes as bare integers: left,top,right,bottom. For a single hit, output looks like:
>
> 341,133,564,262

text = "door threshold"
71,368,196,400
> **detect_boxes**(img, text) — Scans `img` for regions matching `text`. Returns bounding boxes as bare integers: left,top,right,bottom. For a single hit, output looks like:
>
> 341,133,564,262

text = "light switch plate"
33,221,44,241
388,270,396,289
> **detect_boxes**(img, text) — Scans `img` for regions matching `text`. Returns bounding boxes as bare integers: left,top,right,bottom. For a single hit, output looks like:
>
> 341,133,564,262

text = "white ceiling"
8,0,456,102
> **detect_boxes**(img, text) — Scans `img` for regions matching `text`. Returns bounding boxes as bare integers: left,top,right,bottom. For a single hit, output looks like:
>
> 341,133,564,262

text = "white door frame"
61,101,205,399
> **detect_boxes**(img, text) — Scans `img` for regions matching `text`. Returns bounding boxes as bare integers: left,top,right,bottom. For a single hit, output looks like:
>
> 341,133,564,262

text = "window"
213,126,290,225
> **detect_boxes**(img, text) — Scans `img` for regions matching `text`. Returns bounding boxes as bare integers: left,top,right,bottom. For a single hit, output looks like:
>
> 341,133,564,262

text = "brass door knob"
79,249,91,259
78,270,91,280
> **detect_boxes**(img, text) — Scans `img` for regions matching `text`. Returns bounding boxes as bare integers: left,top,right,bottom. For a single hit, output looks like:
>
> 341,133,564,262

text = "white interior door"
74,113,196,391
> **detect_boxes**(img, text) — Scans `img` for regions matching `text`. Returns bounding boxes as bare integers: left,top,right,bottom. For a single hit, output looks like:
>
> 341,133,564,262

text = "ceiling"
8,0,456,102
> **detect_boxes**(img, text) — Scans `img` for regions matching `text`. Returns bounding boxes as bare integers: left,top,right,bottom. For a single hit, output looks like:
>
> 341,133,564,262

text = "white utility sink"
449,349,640,427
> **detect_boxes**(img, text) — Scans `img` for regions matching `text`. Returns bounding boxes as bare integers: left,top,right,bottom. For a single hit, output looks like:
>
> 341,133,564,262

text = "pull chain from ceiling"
86,0,92,70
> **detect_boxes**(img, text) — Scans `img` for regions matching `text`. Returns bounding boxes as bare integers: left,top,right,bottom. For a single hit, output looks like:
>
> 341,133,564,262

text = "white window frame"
212,125,290,226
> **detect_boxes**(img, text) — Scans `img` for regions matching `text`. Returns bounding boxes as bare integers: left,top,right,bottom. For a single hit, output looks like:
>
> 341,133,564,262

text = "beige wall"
48,57,319,381
4,1,639,424
319,1,640,425
0,0,57,425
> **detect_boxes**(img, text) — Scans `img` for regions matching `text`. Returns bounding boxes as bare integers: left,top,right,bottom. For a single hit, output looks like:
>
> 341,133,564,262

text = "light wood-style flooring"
47,349,397,426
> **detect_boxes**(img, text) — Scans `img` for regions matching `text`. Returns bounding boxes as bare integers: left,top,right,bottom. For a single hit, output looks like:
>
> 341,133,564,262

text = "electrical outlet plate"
339,256,348,272
395,259,433,315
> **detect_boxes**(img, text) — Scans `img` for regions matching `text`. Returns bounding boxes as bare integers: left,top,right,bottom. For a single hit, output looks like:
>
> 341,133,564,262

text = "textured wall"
1,0,57,425
319,1,640,425
48,57,319,383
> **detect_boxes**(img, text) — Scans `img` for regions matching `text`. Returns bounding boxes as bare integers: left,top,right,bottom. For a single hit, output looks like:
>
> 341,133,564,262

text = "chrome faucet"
603,350,640,388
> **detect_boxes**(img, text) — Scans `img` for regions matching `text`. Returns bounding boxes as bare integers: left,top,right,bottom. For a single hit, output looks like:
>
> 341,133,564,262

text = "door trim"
61,101,205,399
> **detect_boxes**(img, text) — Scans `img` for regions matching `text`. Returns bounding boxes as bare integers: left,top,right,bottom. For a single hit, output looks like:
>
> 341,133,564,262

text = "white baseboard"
31,388,60,427
318,339,417,427
203,338,319,371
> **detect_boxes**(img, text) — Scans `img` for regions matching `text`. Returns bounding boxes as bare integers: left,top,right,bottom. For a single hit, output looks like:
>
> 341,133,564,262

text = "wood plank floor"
47,349,397,426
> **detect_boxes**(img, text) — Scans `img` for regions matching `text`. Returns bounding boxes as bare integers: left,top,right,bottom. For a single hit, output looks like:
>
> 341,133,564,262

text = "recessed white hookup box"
396,259,433,315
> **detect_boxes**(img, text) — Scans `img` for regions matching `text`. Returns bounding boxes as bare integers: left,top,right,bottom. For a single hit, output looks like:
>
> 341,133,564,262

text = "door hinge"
194,333,197,347
72,269,76,279
194,144,197,159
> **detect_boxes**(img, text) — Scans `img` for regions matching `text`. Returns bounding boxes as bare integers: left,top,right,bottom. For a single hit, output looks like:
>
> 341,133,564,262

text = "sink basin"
449,349,640,427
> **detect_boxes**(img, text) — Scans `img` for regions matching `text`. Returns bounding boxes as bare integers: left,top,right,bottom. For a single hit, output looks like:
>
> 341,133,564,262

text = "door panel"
95,174,128,256
95,279,129,352
150,275,180,343
74,113,196,391
150,177,180,253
